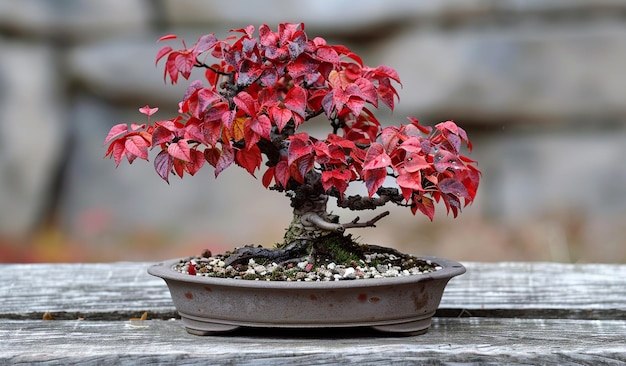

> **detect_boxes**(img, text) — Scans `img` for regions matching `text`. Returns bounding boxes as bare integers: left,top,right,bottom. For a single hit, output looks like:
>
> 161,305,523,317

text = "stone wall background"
1,0,625,262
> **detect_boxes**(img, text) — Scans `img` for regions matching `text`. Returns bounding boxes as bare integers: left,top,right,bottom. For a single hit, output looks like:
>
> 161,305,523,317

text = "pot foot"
181,316,240,335
371,318,432,336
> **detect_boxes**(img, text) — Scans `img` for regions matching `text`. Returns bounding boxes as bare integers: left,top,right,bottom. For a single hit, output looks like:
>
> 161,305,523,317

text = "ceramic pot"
148,256,465,336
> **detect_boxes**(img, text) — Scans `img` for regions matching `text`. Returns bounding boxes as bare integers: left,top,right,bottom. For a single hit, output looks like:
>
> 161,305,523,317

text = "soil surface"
174,238,441,281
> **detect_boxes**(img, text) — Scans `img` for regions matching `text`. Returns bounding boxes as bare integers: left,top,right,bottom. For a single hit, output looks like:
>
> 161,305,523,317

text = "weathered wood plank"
0,262,173,319
1,262,625,319
2,262,626,364
441,261,626,319
1,318,624,365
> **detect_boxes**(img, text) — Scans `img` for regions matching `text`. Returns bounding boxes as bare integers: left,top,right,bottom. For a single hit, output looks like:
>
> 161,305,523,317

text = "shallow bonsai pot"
148,256,465,336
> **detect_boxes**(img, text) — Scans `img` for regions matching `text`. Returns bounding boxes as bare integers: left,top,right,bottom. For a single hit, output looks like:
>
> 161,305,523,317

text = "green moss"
242,272,259,280
278,215,306,249
312,232,363,265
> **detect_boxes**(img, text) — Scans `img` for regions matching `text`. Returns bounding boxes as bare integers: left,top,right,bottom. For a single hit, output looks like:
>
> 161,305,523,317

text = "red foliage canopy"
104,23,480,220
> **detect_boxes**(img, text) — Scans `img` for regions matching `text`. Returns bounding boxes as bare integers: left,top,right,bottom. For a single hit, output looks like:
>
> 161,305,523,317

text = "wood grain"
1,318,624,364
1,261,625,364
2,261,625,318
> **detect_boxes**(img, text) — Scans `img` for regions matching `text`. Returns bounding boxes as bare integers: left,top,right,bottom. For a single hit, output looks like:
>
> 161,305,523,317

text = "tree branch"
301,212,344,232
194,59,232,76
336,187,405,211
341,211,390,230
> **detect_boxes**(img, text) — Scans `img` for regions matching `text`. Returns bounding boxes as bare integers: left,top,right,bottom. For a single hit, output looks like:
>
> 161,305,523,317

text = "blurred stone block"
0,40,64,239
0,0,150,40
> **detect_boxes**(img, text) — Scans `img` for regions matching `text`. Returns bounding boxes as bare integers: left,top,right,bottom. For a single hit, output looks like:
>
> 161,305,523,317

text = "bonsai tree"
105,23,480,275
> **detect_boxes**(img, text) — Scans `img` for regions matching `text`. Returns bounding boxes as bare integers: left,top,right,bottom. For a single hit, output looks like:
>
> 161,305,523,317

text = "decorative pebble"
342,267,356,279
174,252,442,281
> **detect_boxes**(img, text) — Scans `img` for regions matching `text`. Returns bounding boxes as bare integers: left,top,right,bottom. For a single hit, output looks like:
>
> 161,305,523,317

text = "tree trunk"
280,194,344,248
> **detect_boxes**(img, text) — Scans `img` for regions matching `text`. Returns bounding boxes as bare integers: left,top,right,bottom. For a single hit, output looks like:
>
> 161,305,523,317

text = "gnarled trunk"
224,184,391,267
280,194,343,248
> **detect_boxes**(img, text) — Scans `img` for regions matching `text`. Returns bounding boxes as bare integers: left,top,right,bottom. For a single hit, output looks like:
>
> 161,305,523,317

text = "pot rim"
148,256,465,290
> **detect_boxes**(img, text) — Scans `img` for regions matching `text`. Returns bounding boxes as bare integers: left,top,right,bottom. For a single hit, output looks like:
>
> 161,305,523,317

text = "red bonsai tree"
105,23,480,266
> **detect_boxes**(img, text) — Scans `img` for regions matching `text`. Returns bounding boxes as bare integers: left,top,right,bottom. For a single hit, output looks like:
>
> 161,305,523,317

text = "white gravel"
175,253,441,281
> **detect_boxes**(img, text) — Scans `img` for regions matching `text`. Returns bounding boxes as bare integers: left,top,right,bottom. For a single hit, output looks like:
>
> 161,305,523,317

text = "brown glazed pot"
148,256,465,336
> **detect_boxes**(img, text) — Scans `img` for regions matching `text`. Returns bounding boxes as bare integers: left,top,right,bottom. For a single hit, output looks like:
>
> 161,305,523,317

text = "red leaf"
233,92,257,116
436,120,459,135
354,78,378,105
321,169,352,198
152,125,174,146
270,106,292,132
155,45,173,67
106,140,125,166
167,139,191,161
312,140,331,163
104,124,128,145
396,169,423,196
173,159,185,178
274,160,290,188
231,25,255,37
344,63,361,81
194,34,218,54
315,46,340,65
369,64,401,84
363,143,391,171
407,117,432,134
124,135,149,161
327,133,356,150
163,50,195,83
185,149,205,176
333,45,363,66
250,114,272,141
363,168,387,197
284,85,307,119
154,150,173,183
397,136,423,154
412,195,435,220
259,24,278,47
183,123,205,144
440,193,461,218
215,144,234,177
434,120,471,152
204,146,220,168
346,96,366,117
262,166,275,188
157,34,178,42
287,55,317,79
404,153,430,173
174,52,195,79
129,123,146,131
438,178,471,201
379,125,400,152
291,155,315,183
287,30,307,60
287,133,313,166
433,150,464,173
237,60,264,86
460,165,481,204
235,145,262,176
189,88,222,119
138,105,158,116
377,78,398,110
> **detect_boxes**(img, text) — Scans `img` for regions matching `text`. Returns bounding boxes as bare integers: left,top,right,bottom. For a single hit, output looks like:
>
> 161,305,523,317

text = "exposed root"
224,240,311,267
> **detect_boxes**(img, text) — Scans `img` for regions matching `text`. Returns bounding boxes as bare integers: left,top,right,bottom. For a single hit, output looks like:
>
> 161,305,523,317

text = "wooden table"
1,261,625,364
